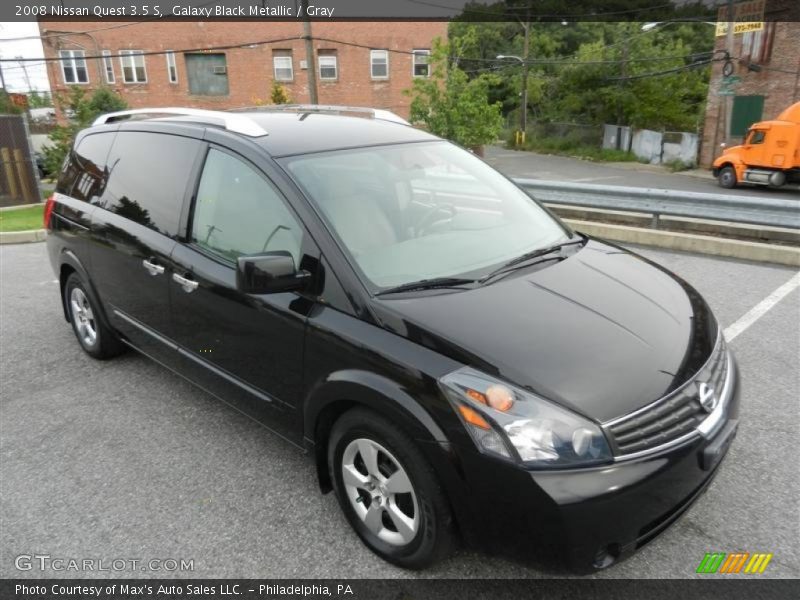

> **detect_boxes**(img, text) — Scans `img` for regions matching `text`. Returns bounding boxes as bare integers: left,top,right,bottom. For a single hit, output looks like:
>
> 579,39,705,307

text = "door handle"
172,273,199,293
142,259,165,276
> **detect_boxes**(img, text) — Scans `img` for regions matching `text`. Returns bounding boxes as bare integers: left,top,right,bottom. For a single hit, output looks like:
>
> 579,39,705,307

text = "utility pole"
300,0,318,104
520,17,530,144
617,31,629,129
0,61,6,91
16,56,32,92
723,0,735,144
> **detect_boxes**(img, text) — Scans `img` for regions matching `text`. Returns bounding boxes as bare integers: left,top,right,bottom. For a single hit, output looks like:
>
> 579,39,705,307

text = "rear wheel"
718,165,737,189
328,408,454,569
64,273,125,359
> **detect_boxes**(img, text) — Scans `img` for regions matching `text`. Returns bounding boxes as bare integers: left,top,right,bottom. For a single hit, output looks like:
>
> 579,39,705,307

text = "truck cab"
712,101,800,189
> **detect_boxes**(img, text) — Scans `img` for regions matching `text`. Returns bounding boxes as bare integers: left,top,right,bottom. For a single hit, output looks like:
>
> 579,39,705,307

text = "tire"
718,165,737,189
328,408,454,569
64,273,125,359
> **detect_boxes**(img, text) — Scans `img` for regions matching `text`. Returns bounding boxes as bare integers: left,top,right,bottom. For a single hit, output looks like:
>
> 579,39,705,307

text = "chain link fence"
0,114,41,207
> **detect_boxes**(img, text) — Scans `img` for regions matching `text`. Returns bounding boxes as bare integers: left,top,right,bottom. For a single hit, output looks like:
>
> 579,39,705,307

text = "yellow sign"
715,0,766,36
715,21,764,36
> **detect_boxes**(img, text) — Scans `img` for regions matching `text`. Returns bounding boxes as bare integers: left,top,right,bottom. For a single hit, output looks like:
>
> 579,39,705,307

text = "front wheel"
328,408,454,569
718,165,737,189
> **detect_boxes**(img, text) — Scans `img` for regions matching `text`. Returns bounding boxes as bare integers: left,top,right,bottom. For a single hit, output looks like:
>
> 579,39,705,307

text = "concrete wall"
630,129,663,164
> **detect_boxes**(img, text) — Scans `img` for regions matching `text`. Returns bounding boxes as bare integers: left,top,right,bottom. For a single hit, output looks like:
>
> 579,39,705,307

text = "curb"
565,219,800,267
0,229,47,244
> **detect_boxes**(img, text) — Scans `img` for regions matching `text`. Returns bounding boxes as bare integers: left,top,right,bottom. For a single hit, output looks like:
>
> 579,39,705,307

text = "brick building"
699,8,799,166
37,21,447,119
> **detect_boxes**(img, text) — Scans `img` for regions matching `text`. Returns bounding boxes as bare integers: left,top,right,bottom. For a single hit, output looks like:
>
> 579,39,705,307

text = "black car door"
168,145,317,445
89,129,204,366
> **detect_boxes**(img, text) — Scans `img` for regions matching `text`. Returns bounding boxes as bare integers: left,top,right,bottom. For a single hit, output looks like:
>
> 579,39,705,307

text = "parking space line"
724,271,800,342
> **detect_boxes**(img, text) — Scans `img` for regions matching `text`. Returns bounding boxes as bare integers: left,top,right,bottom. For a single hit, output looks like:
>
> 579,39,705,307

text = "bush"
508,134,637,162
270,82,291,105
41,87,127,176
664,158,695,172
407,37,503,148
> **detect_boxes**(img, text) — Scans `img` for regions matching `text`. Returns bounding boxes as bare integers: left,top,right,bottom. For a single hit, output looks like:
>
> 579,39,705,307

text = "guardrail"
513,179,800,230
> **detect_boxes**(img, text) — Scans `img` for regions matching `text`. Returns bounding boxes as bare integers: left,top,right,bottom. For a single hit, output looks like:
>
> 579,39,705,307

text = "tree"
42,86,127,175
27,91,52,108
406,36,504,148
270,81,291,104
0,90,22,115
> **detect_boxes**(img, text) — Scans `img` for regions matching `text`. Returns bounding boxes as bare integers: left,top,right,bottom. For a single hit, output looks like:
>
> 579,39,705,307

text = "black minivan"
46,106,739,571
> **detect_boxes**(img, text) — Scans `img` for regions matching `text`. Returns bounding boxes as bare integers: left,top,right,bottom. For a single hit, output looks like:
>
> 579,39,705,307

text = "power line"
402,0,680,19
605,59,715,81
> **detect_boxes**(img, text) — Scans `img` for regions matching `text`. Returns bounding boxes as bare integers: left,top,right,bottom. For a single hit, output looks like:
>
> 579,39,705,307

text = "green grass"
0,204,44,232
508,135,638,163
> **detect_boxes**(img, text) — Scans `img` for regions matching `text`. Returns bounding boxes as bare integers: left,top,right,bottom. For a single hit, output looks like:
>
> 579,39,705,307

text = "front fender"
303,369,448,444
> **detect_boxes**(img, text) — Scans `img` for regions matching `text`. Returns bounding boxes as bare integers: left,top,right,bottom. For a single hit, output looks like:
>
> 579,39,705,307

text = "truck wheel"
718,166,737,189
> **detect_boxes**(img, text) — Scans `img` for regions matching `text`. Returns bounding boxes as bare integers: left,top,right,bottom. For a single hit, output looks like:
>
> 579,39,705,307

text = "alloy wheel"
341,438,419,546
70,287,97,347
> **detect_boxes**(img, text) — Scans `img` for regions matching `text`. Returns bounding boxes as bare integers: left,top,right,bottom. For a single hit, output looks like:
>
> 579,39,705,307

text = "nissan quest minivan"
46,106,740,571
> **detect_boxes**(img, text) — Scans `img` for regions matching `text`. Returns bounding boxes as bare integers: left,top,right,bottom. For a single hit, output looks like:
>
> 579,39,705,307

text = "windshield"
281,141,569,290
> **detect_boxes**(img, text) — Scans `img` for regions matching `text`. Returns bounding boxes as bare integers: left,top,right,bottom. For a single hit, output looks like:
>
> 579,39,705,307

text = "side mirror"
236,251,310,294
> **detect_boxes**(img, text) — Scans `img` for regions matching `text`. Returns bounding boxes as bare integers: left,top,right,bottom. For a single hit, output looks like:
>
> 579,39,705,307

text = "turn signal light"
457,404,491,430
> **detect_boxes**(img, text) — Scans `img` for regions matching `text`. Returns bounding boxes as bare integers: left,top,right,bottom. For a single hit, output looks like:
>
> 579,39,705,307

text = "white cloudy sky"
0,22,49,93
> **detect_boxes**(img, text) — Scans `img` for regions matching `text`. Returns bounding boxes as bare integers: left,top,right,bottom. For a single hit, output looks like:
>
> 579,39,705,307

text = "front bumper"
448,354,741,571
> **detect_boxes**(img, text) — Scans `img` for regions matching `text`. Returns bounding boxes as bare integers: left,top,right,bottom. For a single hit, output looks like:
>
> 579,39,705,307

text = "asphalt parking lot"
1,241,798,579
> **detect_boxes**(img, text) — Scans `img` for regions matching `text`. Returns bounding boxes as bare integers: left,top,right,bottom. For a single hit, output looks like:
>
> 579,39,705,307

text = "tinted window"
57,132,114,204
749,130,766,144
100,132,199,237
191,148,302,263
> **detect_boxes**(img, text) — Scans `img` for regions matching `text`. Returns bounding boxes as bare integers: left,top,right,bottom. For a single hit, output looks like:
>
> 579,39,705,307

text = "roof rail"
92,107,268,137
232,104,410,125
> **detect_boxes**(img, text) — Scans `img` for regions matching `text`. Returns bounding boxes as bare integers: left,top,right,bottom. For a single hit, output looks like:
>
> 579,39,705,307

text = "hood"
372,240,717,423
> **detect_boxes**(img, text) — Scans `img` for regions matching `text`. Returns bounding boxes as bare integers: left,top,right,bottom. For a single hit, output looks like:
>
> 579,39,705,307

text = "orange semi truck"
712,101,800,189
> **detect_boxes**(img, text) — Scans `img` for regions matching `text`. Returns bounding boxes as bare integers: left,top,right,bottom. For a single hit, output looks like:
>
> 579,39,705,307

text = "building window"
101,50,114,84
412,49,430,78
166,51,178,83
318,52,338,81
59,50,89,84
370,49,389,79
741,23,774,64
273,52,293,81
185,53,229,96
120,50,147,83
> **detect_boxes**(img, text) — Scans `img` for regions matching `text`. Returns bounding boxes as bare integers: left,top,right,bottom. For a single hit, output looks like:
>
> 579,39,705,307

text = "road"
485,146,800,199
1,242,798,579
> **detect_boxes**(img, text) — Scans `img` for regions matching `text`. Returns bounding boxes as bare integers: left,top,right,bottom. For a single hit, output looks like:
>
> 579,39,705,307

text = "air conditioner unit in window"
300,60,308,69
212,66,227,74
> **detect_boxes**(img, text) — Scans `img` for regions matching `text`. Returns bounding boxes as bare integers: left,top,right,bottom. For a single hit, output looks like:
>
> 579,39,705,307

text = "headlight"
439,367,612,468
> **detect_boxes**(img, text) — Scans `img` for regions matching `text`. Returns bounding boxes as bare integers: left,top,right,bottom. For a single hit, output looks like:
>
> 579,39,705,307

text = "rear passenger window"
100,132,199,237
191,148,302,264
57,133,114,204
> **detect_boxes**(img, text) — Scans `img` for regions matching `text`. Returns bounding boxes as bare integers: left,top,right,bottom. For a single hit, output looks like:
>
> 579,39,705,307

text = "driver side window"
748,130,766,144
192,148,302,264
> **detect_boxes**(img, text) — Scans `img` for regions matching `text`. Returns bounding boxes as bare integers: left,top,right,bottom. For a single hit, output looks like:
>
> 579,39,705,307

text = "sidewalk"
603,161,714,180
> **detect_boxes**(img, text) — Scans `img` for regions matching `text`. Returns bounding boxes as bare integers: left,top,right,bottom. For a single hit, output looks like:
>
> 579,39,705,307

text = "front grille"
606,334,728,457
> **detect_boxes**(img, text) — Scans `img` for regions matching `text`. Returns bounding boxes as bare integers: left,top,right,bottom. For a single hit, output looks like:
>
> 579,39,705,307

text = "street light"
497,54,528,146
641,20,716,32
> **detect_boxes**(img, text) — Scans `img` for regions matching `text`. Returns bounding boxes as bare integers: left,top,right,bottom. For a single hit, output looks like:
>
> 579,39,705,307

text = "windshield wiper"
375,277,477,296
479,235,586,284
